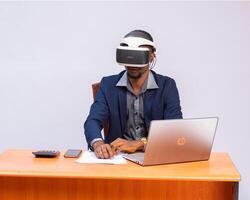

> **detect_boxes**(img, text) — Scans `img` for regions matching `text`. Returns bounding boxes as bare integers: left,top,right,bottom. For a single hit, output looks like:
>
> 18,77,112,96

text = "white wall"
0,2,249,199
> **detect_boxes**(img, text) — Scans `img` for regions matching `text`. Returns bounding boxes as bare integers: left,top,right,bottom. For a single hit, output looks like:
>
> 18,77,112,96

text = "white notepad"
76,151,127,165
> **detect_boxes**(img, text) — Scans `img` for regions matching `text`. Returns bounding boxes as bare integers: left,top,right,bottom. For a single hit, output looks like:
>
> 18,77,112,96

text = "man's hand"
110,138,144,153
93,140,115,159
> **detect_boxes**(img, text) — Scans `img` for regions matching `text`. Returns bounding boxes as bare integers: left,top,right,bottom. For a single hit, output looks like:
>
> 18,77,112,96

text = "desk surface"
0,149,240,182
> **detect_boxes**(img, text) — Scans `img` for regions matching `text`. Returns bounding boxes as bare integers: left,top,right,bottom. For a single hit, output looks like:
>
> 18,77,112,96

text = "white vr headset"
116,36,156,67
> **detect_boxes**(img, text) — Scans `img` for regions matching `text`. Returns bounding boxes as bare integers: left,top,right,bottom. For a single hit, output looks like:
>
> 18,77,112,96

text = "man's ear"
149,52,156,62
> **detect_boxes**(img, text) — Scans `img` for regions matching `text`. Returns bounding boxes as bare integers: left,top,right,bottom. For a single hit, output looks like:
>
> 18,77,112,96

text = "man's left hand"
110,138,144,153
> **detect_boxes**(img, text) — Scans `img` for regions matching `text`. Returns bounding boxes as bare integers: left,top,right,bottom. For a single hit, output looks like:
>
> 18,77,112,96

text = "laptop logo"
177,137,186,146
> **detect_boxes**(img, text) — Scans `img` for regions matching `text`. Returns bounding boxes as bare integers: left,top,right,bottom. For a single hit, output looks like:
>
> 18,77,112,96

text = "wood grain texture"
0,150,241,181
0,177,238,200
0,150,240,200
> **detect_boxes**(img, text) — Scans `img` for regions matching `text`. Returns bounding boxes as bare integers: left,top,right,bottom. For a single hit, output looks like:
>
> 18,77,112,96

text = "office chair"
92,82,109,137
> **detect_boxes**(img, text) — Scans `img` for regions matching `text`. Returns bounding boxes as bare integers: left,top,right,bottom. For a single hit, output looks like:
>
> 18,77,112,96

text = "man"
84,30,182,159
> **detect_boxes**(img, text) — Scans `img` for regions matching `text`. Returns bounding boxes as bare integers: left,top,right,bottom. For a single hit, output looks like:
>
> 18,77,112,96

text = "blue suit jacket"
84,70,182,146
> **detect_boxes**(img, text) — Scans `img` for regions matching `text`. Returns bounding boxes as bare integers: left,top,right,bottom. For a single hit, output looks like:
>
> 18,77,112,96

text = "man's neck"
128,69,149,95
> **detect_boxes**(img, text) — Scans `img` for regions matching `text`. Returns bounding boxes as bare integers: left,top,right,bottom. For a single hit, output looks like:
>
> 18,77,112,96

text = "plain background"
0,1,249,199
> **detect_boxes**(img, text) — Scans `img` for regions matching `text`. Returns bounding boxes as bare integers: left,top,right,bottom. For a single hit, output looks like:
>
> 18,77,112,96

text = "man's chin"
127,72,142,79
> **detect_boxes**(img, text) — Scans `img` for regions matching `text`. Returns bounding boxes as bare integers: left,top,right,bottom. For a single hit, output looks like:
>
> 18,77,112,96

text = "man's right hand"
92,140,115,159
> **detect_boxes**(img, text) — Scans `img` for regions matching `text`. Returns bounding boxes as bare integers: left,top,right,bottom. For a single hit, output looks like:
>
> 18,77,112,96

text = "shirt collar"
147,70,159,89
116,71,127,87
116,70,159,89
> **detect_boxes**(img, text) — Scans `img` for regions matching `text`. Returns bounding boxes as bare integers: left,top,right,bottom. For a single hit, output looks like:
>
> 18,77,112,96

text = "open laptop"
123,117,218,166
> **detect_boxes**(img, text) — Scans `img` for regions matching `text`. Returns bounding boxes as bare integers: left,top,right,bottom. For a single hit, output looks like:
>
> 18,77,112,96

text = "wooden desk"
0,149,240,200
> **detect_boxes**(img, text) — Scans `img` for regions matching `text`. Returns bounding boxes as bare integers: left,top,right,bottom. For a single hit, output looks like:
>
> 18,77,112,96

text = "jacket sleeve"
84,78,110,146
164,79,183,119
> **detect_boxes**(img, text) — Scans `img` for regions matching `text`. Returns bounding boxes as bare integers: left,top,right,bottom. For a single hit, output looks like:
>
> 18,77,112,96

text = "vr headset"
116,36,156,67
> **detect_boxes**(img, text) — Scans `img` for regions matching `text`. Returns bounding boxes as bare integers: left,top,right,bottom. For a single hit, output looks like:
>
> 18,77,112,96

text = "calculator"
32,150,60,158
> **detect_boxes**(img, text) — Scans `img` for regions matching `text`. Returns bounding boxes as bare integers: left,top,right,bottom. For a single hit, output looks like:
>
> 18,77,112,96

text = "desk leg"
234,182,239,200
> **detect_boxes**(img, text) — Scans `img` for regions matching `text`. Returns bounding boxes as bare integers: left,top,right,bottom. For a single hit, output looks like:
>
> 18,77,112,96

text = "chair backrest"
91,82,109,137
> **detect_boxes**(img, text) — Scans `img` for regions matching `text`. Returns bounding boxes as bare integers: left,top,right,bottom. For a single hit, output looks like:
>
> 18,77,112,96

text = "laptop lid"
143,117,218,166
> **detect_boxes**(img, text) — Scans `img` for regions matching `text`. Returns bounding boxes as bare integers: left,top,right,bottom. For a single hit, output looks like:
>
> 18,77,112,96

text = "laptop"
123,117,218,166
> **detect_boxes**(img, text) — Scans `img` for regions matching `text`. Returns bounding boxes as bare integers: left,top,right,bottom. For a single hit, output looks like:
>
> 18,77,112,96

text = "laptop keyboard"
123,152,144,163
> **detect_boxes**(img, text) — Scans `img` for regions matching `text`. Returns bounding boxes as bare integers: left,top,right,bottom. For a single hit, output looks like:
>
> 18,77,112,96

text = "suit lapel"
143,89,157,131
118,88,127,134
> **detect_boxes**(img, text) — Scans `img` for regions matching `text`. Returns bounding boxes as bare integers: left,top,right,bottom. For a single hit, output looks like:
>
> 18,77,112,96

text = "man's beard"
126,67,147,79
127,71,143,79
